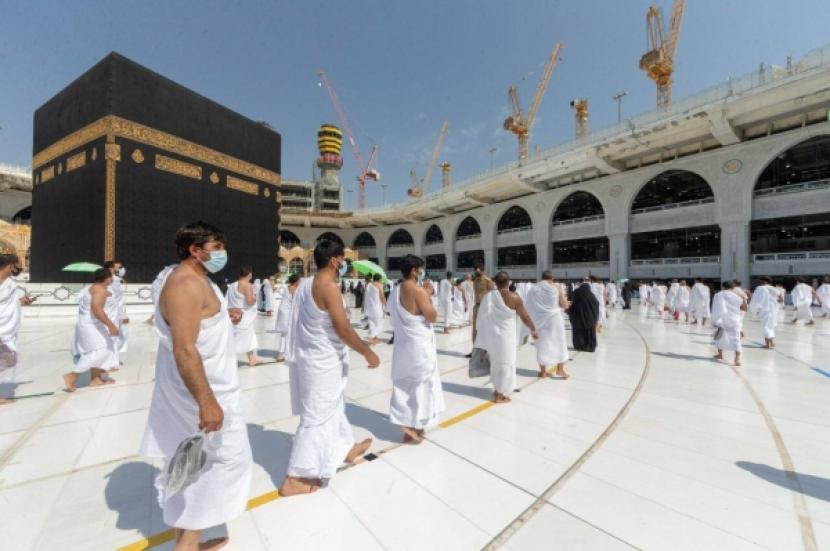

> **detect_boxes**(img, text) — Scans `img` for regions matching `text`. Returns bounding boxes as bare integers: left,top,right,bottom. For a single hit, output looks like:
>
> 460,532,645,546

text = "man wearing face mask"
226,265,261,367
103,260,130,363
139,221,252,551
280,239,380,496
0,254,33,405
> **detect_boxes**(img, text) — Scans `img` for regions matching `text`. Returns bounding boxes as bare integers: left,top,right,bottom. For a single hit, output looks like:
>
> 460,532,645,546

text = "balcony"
752,250,830,262
496,225,532,235
630,256,720,265
456,233,482,241
552,214,605,227
551,261,610,268
753,179,830,197
631,197,714,215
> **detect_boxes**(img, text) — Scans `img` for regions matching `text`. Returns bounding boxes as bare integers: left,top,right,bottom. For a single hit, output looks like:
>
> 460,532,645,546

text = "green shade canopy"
62,262,103,273
350,260,387,282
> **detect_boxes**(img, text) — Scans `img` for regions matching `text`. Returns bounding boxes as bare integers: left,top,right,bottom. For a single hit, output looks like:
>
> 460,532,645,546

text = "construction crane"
408,120,449,198
639,0,685,109
318,71,379,209
503,42,563,163
570,99,589,138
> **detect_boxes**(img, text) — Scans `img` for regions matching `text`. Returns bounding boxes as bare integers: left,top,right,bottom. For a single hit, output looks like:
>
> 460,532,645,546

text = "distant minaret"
315,124,343,209
441,161,451,189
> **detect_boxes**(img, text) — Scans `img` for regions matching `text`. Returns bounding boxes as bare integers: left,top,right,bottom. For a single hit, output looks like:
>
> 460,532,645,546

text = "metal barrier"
552,214,605,226
630,197,714,215
630,256,720,265
496,226,533,235
753,179,830,197
752,250,830,261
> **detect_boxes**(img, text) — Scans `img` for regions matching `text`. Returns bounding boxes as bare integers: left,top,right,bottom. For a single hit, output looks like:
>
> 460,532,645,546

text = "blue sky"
1,0,829,208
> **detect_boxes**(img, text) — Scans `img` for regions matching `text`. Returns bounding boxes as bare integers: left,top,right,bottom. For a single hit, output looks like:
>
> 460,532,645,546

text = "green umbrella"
350,259,387,282
62,262,102,273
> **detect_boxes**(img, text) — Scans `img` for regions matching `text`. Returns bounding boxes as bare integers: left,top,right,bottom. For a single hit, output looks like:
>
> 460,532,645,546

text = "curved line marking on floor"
483,319,651,550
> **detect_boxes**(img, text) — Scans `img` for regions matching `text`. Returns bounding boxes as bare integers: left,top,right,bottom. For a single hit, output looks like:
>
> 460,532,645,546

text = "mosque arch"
315,232,344,246
424,224,444,245
456,216,482,239
353,231,377,248
552,191,605,225
288,257,305,275
387,228,414,248
631,170,714,213
279,230,301,247
754,135,830,195
12,207,31,225
497,205,533,233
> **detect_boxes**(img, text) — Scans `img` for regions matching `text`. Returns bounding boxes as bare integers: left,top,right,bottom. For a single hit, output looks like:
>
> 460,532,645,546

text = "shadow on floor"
247,423,294,489
651,351,715,362
736,461,830,502
257,349,280,360
105,461,163,537
440,381,493,401
516,368,544,378
437,349,469,359
0,382,23,399
345,402,401,442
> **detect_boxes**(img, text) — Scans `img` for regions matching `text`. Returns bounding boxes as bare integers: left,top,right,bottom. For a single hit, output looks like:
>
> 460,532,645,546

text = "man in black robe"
570,281,600,352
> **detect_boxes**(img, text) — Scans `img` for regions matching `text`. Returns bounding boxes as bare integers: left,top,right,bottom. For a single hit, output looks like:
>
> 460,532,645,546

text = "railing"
630,256,720,265
497,264,537,270
753,178,830,197
424,240,444,246
752,250,830,261
631,197,714,215
456,233,482,241
552,214,605,226
387,243,414,250
497,225,533,235
551,261,610,268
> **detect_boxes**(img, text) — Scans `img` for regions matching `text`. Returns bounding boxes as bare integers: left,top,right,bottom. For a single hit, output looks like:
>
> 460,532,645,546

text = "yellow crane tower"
570,98,588,138
639,0,685,109
408,120,449,198
503,42,563,163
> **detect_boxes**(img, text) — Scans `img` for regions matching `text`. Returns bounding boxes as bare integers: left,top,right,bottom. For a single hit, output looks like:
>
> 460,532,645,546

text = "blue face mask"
200,250,228,273
338,261,348,277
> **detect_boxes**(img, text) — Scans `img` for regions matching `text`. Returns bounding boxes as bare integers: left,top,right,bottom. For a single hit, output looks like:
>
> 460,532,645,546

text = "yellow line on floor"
119,389,501,549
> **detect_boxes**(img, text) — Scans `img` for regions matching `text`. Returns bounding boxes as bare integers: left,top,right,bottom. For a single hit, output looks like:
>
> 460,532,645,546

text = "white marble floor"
1,304,829,550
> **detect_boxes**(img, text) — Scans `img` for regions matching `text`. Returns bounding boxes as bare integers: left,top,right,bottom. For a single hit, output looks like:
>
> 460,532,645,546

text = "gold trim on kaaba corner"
264,188,271,198
226,175,259,195
155,154,202,180
104,135,117,261
209,171,219,184
41,165,55,183
131,148,145,164
66,151,87,172
33,115,281,186
105,143,121,162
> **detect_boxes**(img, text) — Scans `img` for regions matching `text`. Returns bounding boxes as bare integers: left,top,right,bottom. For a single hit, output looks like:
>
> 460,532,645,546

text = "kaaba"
30,52,281,283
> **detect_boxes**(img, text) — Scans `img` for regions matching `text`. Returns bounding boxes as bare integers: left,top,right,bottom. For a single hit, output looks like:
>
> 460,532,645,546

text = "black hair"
474,263,485,272
733,279,742,286
176,221,226,260
721,280,735,290
494,271,510,289
313,239,345,269
446,271,453,278
759,276,772,284
93,268,112,283
239,265,252,277
0,253,19,269
541,270,555,281
400,254,424,278
372,273,382,282
287,273,301,285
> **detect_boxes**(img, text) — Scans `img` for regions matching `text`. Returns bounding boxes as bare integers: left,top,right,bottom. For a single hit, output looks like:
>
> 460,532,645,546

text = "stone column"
719,221,751,284
608,232,630,281
534,225,550,279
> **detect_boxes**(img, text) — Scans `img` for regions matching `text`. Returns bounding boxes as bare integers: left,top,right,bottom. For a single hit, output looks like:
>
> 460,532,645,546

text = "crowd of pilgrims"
1,221,830,548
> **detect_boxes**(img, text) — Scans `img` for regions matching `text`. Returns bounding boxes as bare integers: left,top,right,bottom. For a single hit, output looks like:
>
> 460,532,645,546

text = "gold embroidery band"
104,137,118,260
32,115,280,186
40,165,55,183
66,151,87,172
227,175,259,195
155,154,202,180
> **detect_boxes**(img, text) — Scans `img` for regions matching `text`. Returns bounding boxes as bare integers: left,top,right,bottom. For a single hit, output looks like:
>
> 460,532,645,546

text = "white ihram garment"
226,282,258,354
451,287,466,326
666,283,680,313
388,285,445,429
711,290,744,352
690,283,711,321
792,283,814,322
109,276,129,354
439,279,453,327
816,283,830,316
676,286,691,313
253,279,263,311
364,283,384,339
0,278,22,384
526,282,569,367
263,282,275,312
750,285,779,339
474,290,518,396
607,283,618,309
72,285,119,372
284,278,354,481
140,268,251,530
638,284,650,310
652,285,667,316
462,281,475,322
590,283,606,326
274,287,294,354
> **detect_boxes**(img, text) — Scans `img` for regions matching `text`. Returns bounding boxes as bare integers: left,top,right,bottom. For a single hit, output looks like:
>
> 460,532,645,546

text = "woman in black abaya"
570,282,600,352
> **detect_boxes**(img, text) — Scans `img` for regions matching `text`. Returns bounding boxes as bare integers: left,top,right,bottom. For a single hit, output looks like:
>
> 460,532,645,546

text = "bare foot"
275,354,286,363
90,377,115,387
401,427,423,444
713,354,723,361
0,398,14,405
199,537,229,550
494,392,512,403
555,366,570,379
63,373,77,392
279,476,321,497
248,357,264,367
108,367,120,372
345,438,372,463
734,361,742,367
538,368,547,378
807,321,815,326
